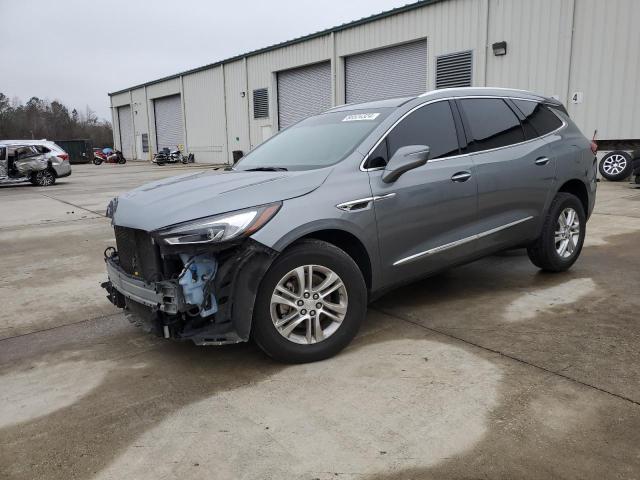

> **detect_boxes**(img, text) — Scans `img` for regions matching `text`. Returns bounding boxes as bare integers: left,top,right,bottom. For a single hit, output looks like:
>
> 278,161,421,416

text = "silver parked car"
102,87,597,363
0,140,72,186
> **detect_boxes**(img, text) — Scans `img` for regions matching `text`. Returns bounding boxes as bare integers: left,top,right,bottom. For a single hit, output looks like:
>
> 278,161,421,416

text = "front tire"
527,193,586,272
252,239,367,363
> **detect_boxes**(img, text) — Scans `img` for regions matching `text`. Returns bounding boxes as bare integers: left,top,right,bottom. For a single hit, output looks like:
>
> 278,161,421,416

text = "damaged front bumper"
101,239,277,345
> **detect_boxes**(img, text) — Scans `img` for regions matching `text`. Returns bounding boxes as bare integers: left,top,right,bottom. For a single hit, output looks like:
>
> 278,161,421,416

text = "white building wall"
130,87,149,160
183,67,227,164
247,35,332,147
110,0,640,161
335,0,489,101
223,60,250,162
486,0,574,104
567,0,640,140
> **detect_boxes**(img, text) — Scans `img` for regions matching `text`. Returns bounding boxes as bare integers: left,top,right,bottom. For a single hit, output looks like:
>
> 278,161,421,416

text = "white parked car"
0,140,71,186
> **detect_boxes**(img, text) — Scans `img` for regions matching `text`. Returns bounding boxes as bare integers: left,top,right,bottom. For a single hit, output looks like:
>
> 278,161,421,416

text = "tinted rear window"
387,100,460,160
459,98,524,151
512,100,564,138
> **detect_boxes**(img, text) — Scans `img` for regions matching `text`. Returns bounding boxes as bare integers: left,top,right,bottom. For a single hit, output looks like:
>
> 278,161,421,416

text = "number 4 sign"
571,92,584,104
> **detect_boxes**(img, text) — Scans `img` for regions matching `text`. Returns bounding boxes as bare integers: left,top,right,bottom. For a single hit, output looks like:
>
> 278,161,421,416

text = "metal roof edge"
108,0,444,96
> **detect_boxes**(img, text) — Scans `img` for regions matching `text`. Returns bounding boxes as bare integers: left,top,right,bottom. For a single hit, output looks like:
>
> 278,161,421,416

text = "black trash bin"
232,150,244,163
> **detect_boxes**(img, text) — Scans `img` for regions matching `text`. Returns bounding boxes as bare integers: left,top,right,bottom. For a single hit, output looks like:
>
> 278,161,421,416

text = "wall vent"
435,51,473,89
253,88,269,119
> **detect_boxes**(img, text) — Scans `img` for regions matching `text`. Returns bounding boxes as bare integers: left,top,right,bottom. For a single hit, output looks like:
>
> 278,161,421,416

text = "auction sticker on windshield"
342,113,380,122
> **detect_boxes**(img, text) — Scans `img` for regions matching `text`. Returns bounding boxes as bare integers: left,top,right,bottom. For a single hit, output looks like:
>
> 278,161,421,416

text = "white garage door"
154,94,184,151
345,40,428,104
277,62,332,129
117,105,134,159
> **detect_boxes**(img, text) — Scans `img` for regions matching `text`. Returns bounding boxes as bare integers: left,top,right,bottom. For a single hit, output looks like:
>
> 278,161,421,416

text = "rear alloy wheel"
599,151,632,181
252,239,366,363
31,169,56,186
527,192,586,272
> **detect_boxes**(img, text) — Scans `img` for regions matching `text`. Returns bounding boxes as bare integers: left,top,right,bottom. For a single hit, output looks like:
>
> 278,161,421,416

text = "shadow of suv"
101,87,597,363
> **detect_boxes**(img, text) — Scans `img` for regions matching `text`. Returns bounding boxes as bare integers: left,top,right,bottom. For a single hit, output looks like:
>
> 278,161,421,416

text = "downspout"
144,85,151,160
482,0,490,86
179,75,189,154
244,56,251,151
564,0,577,107
129,90,137,160
330,31,337,106
222,63,230,164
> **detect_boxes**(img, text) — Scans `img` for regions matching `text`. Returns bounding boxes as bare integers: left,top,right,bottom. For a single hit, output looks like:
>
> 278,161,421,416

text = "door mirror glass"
381,145,429,183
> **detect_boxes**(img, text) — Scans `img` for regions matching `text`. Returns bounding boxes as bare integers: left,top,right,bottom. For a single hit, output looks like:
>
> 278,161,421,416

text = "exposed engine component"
178,254,218,317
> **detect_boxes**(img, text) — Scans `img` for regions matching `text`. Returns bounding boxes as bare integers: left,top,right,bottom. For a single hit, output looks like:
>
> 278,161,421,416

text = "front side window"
387,101,460,160
459,98,524,151
512,100,563,138
235,109,391,171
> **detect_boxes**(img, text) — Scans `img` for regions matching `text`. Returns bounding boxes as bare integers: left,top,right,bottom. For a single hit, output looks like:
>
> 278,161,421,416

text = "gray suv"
102,87,597,363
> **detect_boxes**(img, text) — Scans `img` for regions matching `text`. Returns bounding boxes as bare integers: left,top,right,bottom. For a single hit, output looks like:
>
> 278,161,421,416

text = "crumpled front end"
101,225,277,345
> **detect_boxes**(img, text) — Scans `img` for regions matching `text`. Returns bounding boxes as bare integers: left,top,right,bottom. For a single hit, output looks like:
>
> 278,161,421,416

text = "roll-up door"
277,62,331,129
117,105,134,159
345,40,428,104
154,94,184,151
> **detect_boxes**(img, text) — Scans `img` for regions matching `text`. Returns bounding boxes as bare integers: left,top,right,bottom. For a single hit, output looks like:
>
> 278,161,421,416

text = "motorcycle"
94,149,126,165
153,147,194,166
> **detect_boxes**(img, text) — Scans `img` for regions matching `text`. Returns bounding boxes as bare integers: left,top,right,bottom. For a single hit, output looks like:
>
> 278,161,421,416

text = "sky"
1,0,413,121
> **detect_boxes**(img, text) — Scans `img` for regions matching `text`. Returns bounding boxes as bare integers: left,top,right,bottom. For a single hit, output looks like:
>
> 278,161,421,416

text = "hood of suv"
112,168,331,231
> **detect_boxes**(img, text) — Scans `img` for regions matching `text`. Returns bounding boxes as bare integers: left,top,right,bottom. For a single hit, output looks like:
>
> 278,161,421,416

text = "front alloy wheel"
271,265,348,345
252,239,366,363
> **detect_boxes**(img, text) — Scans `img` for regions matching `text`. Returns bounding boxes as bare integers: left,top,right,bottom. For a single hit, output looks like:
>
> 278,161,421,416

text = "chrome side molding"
393,216,534,266
336,193,396,212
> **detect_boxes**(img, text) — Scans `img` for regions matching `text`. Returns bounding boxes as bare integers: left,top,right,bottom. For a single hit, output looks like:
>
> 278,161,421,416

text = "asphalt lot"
1,162,640,479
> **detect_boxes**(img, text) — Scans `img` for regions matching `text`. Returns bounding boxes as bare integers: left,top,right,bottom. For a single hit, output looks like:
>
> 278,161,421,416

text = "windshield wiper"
244,167,288,172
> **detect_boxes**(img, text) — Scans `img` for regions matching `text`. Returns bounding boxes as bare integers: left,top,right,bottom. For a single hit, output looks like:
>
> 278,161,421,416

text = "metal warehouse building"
109,0,640,164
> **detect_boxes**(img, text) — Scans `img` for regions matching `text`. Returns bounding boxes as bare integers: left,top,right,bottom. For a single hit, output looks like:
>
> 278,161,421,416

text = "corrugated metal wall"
110,0,640,163
486,0,574,103
183,68,227,164
131,88,148,160
567,0,640,140
223,60,250,161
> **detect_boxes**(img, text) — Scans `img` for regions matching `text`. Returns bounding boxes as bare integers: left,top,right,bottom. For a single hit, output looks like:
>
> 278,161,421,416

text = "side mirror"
381,145,430,183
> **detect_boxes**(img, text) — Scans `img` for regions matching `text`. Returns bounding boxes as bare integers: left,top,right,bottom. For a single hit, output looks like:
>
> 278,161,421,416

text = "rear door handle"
535,156,550,166
451,171,472,182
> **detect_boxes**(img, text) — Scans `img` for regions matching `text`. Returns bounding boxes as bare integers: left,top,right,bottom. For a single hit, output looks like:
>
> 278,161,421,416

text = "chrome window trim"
393,216,534,266
360,95,566,172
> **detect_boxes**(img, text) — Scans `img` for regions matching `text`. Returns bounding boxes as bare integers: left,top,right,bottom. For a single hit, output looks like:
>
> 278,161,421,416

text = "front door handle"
451,171,472,182
535,156,550,166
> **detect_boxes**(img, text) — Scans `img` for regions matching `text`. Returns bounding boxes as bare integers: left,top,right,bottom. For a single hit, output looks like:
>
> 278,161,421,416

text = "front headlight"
156,202,281,246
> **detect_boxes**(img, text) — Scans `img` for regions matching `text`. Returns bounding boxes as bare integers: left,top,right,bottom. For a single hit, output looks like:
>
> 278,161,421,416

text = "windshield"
235,109,392,171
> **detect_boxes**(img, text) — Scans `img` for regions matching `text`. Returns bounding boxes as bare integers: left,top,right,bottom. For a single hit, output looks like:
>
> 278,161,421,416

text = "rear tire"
30,168,56,187
527,193,586,272
599,150,632,181
252,239,367,363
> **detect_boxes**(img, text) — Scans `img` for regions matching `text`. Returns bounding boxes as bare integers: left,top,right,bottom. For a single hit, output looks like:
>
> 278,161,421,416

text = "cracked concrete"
1,164,639,479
